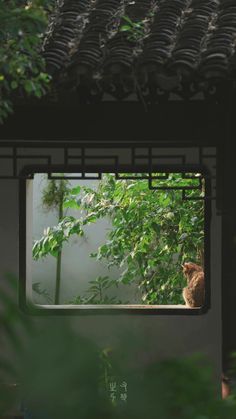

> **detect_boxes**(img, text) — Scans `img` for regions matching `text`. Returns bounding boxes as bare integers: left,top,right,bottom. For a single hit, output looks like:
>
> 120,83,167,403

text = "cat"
182,262,205,307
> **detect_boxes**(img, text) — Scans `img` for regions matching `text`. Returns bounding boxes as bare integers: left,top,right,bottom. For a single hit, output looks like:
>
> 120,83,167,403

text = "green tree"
33,173,204,305
77,173,204,304
33,177,75,304
0,0,53,123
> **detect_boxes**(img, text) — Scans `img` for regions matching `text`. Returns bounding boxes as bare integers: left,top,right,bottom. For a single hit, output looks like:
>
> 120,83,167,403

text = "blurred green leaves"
1,277,236,418
0,0,53,123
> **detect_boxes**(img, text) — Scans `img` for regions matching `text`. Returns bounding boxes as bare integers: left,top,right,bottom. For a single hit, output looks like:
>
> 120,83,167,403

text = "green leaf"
70,185,81,195
122,15,133,24
134,22,143,28
120,25,132,32
84,214,98,224
10,80,18,89
63,199,80,209
34,88,43,98
151,222,161,234
179,233,188,241
24,80,34,93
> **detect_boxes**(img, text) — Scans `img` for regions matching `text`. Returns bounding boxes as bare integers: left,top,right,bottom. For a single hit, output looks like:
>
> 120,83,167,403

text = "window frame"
19,163,211,316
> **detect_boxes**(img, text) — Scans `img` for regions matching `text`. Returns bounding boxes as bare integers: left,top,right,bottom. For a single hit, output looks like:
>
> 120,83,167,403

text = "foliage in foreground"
0,277,236,419
33,174,204,305
0,0,53,123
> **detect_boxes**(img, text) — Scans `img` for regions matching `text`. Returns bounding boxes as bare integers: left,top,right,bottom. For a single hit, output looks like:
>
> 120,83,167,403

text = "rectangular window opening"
20,168,210,314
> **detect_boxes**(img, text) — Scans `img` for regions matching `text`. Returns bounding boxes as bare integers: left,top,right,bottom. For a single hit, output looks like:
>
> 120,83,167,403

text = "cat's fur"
182,262,204,307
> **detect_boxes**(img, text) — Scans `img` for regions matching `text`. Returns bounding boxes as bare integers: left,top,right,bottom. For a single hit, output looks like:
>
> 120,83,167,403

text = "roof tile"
43,0,236,101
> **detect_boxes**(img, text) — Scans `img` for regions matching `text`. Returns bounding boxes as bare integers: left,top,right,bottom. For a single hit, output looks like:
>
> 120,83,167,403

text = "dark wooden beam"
0,101,223,144
221,86,236,373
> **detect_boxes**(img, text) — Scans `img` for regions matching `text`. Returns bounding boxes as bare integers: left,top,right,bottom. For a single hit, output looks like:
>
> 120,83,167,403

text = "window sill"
31,304,200,310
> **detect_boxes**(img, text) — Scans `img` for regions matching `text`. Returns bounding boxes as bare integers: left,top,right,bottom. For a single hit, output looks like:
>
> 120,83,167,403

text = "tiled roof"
43,0,236,101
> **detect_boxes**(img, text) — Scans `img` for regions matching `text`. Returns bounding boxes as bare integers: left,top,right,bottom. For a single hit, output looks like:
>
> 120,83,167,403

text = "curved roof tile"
42,0,236,101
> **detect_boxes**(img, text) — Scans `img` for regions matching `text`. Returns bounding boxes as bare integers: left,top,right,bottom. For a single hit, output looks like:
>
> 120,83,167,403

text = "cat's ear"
182,262,190,269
